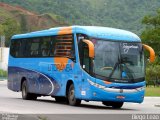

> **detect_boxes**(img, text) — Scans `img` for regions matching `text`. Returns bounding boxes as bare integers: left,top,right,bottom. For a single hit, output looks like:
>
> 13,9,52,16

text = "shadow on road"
13,97,137,111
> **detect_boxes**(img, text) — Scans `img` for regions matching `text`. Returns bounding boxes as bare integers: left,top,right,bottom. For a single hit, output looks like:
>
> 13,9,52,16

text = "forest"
0,0,160,82
1,0,160,34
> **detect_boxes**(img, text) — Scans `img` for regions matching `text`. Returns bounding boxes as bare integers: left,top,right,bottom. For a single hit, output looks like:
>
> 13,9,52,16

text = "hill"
0,2,67,46
0,2,66,32
1,0,160,35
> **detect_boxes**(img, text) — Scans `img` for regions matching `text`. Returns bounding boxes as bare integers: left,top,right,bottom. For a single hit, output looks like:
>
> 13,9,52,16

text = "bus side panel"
8,56,21,92
8,57,76,97
77,70,95,100
47,59,80,97
8,67,20,92
71,64,94,100
8,65,61,95
68,67,82,99
8,56,60,95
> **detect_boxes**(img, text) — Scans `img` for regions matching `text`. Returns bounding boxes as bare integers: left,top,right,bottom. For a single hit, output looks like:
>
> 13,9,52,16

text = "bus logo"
122,43,138,53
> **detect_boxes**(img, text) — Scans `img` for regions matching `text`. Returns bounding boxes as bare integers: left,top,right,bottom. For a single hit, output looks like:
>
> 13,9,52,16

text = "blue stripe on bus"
8,67,60,95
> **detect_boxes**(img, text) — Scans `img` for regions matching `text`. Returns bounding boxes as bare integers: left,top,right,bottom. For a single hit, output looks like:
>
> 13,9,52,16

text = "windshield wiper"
108,62,119,80
108,56,121,80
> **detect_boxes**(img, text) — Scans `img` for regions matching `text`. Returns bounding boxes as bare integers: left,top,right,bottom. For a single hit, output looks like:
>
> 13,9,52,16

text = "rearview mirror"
142,44,155,63
82,39,95,58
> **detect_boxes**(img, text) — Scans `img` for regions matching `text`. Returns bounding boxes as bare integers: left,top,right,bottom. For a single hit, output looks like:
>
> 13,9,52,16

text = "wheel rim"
22,85,26,98
69,89,75,102
67,84,81,106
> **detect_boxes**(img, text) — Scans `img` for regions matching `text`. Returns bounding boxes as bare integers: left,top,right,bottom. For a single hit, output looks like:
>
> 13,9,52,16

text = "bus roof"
12,26,141,42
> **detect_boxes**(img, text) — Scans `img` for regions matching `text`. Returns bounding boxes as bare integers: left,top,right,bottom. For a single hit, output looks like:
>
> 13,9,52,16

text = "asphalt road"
0,80,160,115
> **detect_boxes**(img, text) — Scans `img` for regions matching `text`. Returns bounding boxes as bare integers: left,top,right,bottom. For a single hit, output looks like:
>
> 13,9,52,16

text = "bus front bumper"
82,80,145,103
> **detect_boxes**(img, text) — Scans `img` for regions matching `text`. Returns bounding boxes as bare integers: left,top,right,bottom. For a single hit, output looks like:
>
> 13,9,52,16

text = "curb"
0,77,7,81
0,79,7,81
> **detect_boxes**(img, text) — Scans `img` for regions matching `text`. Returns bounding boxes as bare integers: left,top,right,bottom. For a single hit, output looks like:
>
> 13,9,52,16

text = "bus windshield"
91,39,145,83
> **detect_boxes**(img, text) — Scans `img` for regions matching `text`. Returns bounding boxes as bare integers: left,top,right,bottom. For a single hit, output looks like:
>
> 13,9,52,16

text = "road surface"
0,80,160,114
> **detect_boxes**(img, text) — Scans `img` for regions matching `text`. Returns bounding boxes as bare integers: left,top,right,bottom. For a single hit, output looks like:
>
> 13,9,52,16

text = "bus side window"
50,34,75,59
10,39,23,58
31,43,39,56
26,38,40,57
10,40,16,57
40,37,51,57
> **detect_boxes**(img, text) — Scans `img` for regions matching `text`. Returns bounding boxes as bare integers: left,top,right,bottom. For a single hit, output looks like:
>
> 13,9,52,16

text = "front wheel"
102,101,123,109
22,80,37,100
67,84,81,106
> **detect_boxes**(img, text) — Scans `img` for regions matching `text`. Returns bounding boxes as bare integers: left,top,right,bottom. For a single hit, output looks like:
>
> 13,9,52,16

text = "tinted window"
51,34,74,58
26,38,40,57
10,39,24,57
77,34,91,73
10,34,75,58
40,37,51,57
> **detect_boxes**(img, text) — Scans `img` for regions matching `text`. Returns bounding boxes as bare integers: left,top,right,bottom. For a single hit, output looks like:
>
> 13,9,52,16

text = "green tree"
2,0,160,35
0,24,5,35
2,18,21,47
141,9,160,56
141,9,160,83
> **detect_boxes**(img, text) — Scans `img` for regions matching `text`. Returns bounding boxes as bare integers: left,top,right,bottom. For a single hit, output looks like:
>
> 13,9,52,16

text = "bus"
8,26,155,108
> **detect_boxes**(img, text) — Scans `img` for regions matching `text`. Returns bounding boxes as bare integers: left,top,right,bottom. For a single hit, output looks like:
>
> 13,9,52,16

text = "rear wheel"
22,80,37,100
102,101,123,109
67,84,81,106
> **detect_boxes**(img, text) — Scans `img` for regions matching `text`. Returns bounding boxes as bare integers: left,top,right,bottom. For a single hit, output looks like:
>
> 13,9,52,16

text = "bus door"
78,39,95,97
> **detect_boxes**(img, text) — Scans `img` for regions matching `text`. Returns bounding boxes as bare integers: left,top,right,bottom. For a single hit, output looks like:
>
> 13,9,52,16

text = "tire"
102,101,123,109
22,80,37,100
67,84,81,106
55,96,67,103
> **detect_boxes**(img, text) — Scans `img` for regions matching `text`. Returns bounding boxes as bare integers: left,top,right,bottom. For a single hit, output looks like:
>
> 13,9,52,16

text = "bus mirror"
82,39,95,58
142,44,155,63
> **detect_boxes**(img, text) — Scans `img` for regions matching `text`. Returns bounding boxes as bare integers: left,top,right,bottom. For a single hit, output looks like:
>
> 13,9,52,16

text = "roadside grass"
38,116,48,120
0,70,7,80
145,87,160,97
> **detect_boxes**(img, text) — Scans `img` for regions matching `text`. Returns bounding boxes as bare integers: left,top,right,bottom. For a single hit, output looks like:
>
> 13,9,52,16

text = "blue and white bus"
8,26,155,108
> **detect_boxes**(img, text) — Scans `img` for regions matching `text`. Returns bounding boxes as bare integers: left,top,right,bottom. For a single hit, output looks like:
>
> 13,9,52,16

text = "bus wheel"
102,101,123,109
67,84,81,106
55,97,67,103
22,81,37,100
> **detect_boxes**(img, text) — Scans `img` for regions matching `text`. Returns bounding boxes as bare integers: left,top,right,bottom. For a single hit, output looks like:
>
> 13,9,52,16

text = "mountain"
0,3,66,32
0,2,67,32
0,2,68,46
1,0,160,35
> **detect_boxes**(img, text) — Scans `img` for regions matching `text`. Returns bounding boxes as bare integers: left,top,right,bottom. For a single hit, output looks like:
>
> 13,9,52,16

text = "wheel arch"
66,80,74,97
